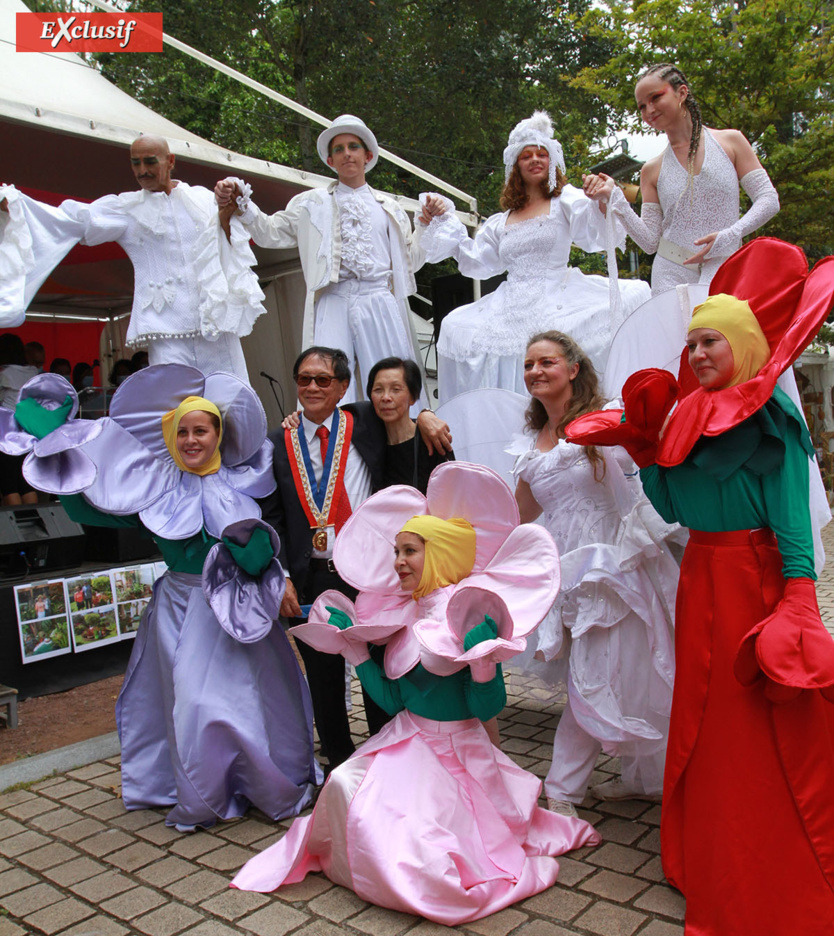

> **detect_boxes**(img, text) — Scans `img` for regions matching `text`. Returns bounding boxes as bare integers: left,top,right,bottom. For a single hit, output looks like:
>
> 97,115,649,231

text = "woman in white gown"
512,331,680,814
421,112,650,403
583,63,779,295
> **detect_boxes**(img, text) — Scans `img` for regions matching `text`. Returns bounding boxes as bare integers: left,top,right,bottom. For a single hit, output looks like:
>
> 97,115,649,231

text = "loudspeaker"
81,525,159,564
0,504,86,580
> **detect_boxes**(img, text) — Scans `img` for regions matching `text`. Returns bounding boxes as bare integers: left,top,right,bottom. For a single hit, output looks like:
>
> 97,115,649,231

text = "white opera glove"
418,192,455,222
705,168,779,260
607,185,663,255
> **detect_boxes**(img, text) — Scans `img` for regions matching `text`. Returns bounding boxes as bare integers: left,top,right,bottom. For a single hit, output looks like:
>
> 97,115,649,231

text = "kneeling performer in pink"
232,461,600,924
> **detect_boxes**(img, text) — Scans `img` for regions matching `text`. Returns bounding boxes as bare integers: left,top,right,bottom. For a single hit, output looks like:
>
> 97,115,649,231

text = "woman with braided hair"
583,64,780,295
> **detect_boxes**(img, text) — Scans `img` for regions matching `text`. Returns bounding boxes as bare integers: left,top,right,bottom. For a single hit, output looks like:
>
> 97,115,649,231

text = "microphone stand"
259,371,286,420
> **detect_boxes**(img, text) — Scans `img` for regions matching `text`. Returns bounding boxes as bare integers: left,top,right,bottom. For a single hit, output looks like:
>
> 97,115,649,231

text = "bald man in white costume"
0,135,264,381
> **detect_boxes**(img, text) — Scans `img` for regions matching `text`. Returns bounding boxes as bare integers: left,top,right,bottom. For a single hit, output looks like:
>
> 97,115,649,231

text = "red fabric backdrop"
0,322,105,381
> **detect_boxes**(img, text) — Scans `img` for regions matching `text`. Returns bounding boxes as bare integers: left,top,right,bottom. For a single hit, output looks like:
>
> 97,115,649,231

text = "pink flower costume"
232,462,600,924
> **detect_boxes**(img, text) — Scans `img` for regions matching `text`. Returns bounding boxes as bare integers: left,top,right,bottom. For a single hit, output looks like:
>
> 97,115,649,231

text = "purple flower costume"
4,366,319,830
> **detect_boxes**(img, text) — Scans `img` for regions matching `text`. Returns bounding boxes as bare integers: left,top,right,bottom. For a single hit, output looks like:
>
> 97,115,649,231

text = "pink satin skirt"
232,710,600,924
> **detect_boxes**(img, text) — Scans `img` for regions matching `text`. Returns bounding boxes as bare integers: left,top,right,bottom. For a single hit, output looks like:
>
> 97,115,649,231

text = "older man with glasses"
262,345,448,773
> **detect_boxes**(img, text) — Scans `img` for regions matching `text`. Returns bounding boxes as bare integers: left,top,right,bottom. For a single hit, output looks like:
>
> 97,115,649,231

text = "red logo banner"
16,12,163,53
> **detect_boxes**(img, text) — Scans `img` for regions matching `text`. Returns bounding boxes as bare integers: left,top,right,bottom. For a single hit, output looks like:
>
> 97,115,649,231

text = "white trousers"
147,333,250,383
545,699,666,803
314,278,427,411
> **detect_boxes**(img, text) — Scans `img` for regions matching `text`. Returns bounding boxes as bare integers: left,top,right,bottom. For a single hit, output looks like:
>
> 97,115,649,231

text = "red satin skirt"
663,529,834,935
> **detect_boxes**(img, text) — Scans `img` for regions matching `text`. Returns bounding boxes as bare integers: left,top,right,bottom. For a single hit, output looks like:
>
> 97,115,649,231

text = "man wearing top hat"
216,115,444,409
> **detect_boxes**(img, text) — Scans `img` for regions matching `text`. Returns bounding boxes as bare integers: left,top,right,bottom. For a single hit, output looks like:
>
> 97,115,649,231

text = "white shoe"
546,797,578,818
590,778,662,803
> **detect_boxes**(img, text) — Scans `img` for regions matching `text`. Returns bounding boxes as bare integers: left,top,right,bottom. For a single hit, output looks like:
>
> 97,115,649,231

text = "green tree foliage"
570,0,834,260
72,0,611,215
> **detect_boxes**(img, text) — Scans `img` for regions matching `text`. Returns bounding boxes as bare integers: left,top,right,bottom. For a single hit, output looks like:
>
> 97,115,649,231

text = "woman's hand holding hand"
418,194,447,226
582,173,615,214
687,232,719,265
214,178,240,207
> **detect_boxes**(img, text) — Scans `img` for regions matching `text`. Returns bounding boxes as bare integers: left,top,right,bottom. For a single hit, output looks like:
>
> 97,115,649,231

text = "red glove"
566,368,679,468
735,578,834,704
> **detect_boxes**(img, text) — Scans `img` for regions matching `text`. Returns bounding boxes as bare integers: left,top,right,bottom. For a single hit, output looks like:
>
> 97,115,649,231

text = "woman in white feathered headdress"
419,111,650,404
501,110,567,206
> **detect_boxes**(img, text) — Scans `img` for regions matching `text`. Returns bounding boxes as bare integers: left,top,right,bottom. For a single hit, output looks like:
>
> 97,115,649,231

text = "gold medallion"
312,528,329,551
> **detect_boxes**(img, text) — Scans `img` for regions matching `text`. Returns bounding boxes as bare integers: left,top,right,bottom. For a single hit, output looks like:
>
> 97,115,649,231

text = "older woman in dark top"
367,357,453,493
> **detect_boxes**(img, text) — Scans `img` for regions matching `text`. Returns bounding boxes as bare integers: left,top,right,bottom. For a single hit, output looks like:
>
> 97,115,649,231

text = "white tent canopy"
0,0,437,425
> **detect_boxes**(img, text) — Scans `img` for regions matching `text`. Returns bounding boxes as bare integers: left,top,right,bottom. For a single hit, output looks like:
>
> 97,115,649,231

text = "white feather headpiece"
502,111,566,191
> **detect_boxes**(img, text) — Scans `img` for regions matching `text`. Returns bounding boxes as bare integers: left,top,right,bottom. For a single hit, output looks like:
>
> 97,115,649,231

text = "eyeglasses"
295,374,337,388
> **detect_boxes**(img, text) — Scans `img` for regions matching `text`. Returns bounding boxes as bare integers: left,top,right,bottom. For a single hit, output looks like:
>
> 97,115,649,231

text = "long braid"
639,63,702,174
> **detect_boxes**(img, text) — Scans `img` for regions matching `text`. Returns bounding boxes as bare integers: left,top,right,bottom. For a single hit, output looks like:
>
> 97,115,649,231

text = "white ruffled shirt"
0,182,265,348
333,183,393,281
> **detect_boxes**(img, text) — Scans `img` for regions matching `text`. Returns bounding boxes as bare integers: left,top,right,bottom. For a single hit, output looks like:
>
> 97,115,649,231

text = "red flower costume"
568,239,834,934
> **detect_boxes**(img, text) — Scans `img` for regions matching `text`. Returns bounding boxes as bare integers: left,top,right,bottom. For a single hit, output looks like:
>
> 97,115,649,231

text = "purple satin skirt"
116,571,318,830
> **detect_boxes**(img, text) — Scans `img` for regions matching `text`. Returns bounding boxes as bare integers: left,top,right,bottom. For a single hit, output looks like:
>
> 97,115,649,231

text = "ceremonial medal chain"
290,412,347,547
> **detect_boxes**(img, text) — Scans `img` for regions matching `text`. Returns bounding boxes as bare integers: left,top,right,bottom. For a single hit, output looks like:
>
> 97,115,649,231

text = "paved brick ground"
2,519,833,936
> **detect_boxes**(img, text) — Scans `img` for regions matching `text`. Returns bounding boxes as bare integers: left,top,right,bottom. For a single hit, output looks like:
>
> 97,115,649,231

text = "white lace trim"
706,167,779,260
125,330,200,346
197,217,266,340
608,186,663,255
418,201,467,264
182,191,266,341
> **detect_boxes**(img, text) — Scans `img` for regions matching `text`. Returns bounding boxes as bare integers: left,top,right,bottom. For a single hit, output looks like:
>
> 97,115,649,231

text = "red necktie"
315,425,329,466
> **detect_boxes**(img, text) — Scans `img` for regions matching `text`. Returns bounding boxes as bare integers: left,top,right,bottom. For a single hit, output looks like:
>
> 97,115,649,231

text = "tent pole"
84,0,479,215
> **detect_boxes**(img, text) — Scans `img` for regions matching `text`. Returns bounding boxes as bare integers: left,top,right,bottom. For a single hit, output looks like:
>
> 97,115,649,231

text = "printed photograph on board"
65,573,114,613
14,580,72,663
114,565,155,603
70,607,120,652
113,563,157,638
117,597,149,637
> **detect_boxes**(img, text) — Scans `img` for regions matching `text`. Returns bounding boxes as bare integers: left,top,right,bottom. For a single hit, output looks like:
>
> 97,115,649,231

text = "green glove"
222,526,274,577
15,395,73,440
326,606,353,630
463,614,498,651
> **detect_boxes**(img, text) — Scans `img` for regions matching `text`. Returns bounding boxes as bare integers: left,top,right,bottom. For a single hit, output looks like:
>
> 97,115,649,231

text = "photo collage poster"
14,561,165,664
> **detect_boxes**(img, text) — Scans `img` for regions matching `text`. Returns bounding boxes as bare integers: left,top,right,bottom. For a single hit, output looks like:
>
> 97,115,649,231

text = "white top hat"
316,115,379,172
502,111,566,192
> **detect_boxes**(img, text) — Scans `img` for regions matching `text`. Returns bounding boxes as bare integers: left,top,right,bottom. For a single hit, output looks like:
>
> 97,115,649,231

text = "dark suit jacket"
261,401,387,598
